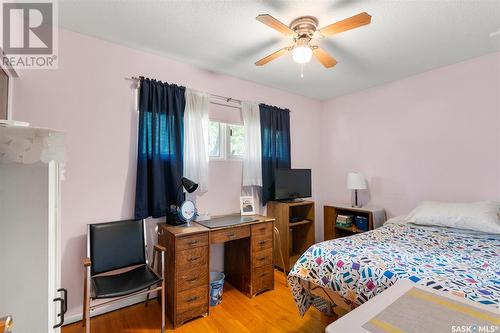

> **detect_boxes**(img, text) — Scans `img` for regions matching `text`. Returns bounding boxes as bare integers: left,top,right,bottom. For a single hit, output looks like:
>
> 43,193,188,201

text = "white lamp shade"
292,46,312,64
347,172,367,190
292,38,313,64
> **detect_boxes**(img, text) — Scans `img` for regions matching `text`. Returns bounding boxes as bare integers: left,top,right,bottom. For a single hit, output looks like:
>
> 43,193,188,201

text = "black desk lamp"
167,177,198,225
176,177,198,203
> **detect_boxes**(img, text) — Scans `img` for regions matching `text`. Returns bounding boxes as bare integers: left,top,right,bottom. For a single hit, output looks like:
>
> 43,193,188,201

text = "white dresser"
0,126,66,333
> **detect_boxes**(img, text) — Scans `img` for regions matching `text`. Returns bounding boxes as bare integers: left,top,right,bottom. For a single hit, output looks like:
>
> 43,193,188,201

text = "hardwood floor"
63,271,332,333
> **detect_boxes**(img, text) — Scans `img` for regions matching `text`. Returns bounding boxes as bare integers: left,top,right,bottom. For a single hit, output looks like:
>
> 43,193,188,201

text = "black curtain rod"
130,76,242,105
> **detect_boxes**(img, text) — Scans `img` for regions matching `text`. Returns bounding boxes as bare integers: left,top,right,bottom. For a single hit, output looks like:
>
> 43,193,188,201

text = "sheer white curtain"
183,89,210,193
242,101,262,187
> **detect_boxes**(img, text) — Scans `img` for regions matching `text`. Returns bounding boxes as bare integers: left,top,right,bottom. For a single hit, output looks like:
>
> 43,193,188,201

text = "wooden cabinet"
223,221,274,298
158,216,274,328
210,225,250,243
158,226,210,328
250,222,274,295
323,204,386,240
267,201,315,272
175,233,209,251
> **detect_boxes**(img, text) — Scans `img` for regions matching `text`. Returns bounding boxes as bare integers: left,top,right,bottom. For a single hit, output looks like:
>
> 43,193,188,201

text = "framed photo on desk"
240,196,255,216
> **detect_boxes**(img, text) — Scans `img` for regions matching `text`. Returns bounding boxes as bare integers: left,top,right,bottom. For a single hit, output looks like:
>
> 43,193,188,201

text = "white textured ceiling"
58,0,500,100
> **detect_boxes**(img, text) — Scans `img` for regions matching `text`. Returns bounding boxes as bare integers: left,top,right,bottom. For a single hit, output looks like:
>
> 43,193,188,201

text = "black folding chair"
82,219,165,332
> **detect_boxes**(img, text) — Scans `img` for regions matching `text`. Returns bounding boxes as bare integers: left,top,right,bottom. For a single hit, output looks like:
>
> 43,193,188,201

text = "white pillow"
405,201,500,234
384,215,408,226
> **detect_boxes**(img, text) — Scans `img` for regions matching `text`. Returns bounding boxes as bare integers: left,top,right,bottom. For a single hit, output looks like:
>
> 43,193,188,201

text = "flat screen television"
274,168,311,201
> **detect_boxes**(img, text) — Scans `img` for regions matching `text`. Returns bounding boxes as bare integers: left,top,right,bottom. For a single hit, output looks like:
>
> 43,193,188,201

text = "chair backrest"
88,219,146,276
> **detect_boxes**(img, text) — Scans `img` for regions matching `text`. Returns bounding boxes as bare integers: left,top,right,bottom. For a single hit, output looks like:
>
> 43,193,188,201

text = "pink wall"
12,26,499,320
318,52,500,229
12,29,322,318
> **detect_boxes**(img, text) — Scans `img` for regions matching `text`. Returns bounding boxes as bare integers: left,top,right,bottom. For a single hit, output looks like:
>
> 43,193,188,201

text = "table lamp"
167,177,199,225
347,172,367,208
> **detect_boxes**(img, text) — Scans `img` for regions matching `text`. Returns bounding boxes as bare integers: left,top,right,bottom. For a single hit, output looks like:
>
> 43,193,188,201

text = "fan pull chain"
300,64,304,78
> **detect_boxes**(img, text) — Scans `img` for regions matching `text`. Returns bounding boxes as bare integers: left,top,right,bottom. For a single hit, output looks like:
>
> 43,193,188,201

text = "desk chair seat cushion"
92,265,161,299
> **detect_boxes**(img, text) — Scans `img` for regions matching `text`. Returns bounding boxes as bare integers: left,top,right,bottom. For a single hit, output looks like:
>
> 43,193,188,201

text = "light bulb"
292,38,313,64
292,45,312,64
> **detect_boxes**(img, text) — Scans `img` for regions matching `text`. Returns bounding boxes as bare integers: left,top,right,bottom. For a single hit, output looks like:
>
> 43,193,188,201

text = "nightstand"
324,204,386,240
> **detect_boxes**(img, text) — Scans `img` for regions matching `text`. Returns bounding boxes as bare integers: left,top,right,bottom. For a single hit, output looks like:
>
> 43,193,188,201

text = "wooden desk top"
158,215,274,237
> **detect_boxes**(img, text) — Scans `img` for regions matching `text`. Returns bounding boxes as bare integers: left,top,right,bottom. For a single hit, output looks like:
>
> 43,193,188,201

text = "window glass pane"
209,121,221,157
229,124,244,157
0,69,8,120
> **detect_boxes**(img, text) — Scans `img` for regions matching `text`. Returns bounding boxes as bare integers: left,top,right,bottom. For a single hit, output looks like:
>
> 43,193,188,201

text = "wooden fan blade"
319,12,371,37
256,14,294,36
255,47,289,66
313,47,337,68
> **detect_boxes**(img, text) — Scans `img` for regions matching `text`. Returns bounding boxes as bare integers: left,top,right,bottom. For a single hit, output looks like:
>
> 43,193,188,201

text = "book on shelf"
336,219,353,227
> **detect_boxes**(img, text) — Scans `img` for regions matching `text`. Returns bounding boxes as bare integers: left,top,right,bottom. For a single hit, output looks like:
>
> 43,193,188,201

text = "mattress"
288,221,500,316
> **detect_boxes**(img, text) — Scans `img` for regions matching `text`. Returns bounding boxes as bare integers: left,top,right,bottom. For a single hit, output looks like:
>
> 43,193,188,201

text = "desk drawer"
176,285,208,326
251,222,273,237
176,233,209,251
210,225,250,244
252,265,274,295
177,266,208,292
252,247,272,268
176,246,208,271
252,232,272,252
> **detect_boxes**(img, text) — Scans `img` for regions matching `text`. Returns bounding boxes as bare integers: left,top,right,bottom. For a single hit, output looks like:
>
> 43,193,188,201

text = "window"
208,121,245,160
0,68,8,120
229,124,244,158
209,121,222,158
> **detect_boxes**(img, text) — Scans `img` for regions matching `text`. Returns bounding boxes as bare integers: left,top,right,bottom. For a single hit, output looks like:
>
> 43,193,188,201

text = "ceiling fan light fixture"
255,12,371,69
292,39,313,64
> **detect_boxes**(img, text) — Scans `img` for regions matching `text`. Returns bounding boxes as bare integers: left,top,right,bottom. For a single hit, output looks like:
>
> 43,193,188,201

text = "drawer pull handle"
188,256,200,262
258,240,267,246
188,240,199,245
187,296,198,303
257,257,266,261
259,227,266,232
259,273,267,278
186,277,197,282
227,233,236,238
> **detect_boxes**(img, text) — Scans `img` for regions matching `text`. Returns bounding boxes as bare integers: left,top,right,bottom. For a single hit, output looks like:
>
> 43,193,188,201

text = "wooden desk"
158,215,275,328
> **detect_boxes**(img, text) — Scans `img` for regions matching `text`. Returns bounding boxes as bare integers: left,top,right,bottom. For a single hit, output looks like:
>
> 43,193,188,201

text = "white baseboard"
63,294,149,325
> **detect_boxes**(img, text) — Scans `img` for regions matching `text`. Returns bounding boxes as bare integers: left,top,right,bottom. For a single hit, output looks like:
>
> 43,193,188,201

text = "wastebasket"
209,271,225,306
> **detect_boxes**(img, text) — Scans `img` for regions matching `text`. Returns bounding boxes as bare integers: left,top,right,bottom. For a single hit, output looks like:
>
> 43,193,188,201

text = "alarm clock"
177,200,197,225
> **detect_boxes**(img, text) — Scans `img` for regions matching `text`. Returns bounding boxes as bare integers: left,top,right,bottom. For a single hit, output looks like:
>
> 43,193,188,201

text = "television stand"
267,200,315,272
278,198,304,203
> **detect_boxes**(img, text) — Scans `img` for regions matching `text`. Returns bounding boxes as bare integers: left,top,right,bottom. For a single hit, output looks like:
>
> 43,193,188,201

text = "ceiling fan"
255,12,371,69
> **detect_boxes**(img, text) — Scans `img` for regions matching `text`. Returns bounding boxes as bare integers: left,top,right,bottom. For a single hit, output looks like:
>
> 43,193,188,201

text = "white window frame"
209,121,244,161
0,62,17,121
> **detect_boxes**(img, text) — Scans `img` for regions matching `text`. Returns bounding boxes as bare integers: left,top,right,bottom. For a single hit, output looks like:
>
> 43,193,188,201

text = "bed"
288,217,500,316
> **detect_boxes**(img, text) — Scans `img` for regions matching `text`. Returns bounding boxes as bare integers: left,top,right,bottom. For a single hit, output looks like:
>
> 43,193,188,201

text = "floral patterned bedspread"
288,223,500,316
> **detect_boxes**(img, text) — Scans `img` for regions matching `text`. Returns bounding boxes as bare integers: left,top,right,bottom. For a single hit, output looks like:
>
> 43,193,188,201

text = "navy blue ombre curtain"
259,104,291,205
134,78,185,219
